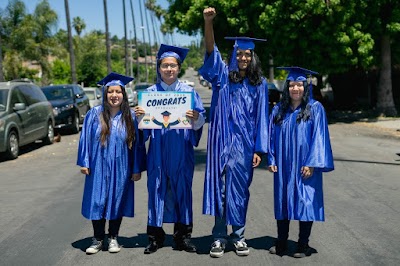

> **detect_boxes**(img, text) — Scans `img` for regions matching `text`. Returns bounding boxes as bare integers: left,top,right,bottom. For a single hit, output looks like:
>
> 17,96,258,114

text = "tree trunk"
122,0,129,76
104,0,111,74
0,34,4,82
64,0,77,84
377,35,397,116
139,0,148,83
129,0,140,82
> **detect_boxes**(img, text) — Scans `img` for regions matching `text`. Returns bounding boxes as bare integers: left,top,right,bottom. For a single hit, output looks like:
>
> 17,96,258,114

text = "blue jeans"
212,169,246,243
212,215,245,243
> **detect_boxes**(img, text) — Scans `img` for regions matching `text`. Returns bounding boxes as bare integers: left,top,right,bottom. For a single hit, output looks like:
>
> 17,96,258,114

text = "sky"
0,0,201,46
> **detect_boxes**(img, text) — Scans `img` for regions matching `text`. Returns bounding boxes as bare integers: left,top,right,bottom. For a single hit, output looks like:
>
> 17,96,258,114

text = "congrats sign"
138,91,194,129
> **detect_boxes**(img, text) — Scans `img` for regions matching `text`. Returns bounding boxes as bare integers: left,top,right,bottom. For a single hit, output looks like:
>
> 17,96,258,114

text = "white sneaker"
108,237,121,253
234,239,249,256
86,238,103,254
209,240,225,258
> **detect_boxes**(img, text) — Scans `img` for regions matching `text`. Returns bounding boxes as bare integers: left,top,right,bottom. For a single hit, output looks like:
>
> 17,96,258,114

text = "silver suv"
0,81,55,160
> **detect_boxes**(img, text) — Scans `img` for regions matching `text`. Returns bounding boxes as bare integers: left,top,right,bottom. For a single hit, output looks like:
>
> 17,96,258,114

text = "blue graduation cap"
277,66,319,100
161,110,171,116
224,37,267,50
97,72,134,87
277,66,318,82
157,44,189,63
224,37,266,72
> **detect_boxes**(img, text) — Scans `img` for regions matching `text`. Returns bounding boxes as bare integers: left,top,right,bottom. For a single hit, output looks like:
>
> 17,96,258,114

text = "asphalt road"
1,70,399,265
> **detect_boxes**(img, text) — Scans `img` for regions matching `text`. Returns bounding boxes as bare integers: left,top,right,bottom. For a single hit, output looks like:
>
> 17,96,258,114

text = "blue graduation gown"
144,83,205,227
77,106,146,220
199,46,269,226
268,100,334,221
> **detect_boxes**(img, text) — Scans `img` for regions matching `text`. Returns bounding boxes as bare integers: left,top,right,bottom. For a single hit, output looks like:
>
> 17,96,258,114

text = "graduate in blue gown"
134,44,206,254
77,72,146,254
200,7,269,258
267,67,334,258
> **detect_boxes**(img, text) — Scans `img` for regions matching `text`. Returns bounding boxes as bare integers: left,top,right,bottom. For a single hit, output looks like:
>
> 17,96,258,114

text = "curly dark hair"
228,50,263,86
100,85,136,149
273,80,312,125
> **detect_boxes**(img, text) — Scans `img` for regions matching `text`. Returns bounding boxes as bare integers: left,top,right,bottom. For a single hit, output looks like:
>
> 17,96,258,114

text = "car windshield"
42,87,73,100
135,84,151,91
85,90,95,100
0,89,9,111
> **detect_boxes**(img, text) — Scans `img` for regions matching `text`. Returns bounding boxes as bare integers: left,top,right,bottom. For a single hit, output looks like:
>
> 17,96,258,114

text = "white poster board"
138,91,193,129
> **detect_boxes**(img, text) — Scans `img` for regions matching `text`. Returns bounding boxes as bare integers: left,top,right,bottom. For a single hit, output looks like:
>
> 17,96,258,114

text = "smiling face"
106,85,124,109
159,57,180,85
289,81,305,105
236,49,252,71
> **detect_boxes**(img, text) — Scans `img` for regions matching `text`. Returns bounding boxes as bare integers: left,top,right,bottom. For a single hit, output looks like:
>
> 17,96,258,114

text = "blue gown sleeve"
267,105,278,166
198,45,228,92
304,102,334,172
188,90,205,147
77,108,95,168
254,78,269,154
132,114,147,174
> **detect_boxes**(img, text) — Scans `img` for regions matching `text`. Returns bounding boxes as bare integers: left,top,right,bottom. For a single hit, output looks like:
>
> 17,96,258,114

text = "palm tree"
122,0,129,76
103,0,111,73
0,34,4,81
72,16,86,37
143,1,153,66
64,0,77,84
138,0,148,82
129,0,140,82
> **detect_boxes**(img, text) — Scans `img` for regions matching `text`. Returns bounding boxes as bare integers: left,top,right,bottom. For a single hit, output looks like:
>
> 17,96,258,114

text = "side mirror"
13,103,26,111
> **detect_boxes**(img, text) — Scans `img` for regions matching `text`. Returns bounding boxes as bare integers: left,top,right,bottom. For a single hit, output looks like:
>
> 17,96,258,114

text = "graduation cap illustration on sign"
161,110,172,116
224,37,267,71
97,72,134,88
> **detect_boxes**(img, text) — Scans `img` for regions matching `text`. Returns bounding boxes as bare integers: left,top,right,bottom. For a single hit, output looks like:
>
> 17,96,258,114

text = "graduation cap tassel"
228,41,239,72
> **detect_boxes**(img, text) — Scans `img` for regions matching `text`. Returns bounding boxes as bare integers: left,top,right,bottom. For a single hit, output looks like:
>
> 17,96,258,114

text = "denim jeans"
212,170,245,243
212,215,245,243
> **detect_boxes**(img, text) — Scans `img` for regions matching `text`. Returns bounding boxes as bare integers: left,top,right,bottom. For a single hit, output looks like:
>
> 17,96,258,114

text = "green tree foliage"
164,0,400,115
72,16,86,37
52,59,71,84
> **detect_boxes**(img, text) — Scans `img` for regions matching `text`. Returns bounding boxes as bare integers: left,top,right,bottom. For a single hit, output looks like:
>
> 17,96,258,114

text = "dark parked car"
41,84,90,133
268,82,282,111
132,82,153,106
0,81,55,159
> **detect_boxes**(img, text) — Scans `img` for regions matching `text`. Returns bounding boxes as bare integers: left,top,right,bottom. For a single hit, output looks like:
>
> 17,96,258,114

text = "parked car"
125,87,135,107
268,82,282,111
41,84,90,134
83,87,102,108
180,79,195,87
132,82,153,106
0,81,55,160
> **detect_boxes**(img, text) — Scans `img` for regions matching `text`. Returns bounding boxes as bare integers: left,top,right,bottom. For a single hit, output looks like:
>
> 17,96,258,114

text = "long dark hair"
100,85,135,149
228,50,263,86
274,80,312,125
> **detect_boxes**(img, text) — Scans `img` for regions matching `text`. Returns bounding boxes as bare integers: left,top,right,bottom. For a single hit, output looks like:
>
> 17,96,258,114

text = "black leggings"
92,218,122,240
277,219,313,244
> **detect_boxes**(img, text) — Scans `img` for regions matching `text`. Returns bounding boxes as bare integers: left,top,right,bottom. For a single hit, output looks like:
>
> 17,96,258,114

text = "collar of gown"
160,79,179,91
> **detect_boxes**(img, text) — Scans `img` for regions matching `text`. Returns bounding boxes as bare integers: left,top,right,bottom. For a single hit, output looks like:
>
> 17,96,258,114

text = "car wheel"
71,114,80,134
5,131,19,160
42,121,54,145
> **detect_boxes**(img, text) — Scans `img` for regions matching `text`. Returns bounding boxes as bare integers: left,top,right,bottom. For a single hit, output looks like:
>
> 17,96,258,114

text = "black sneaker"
209,240,225,258
293,243,310,258
269,240,287,255
175,238,197,253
